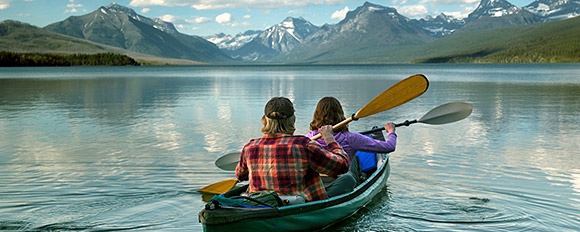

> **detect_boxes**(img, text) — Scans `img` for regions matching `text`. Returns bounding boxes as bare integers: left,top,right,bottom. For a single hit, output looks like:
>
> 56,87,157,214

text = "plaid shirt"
235,134,350,201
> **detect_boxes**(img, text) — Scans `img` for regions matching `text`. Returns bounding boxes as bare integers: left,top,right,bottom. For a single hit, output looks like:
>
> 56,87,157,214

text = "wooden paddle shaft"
309,117,353,140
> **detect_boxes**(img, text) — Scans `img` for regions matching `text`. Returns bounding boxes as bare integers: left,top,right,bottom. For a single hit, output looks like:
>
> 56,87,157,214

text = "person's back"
305,130,396,160
235,97,351,201
307,96,398,179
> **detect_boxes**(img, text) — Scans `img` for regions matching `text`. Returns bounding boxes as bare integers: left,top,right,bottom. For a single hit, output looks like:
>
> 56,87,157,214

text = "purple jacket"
305,130,397,161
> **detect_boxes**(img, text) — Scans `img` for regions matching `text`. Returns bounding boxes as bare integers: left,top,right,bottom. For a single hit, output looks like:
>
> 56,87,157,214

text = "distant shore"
0,52,140,66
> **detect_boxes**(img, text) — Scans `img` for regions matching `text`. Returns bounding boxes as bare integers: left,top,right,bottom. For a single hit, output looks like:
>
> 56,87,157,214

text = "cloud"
396,4,429,17
65,0,82,13
129,0,191,7
141,8,151,13
243,15,251,19
0,0,10,10
159,14,179,23
331,6,350,20
129,0,351,10
190,17,212,23
443,5,476,18
420,0,479,6
215,13,232,24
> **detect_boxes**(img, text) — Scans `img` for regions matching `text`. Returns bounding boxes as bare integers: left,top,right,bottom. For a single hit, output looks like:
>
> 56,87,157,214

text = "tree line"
0,52,140,66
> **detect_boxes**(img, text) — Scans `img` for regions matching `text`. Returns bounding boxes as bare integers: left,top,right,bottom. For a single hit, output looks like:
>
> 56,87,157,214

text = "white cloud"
160,14,178,23
443,5,476,19
141,8,151,13
331,6,350,20
129,0,351,10
420,0,479,6
215,12,232,24
190,16,212,23
65,0,81,13
396,4,429,17
129,0,191,7
243,15,251,19
0,0,10,10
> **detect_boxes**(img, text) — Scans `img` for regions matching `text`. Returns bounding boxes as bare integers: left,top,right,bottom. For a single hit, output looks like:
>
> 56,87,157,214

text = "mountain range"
208,0,579,63
43,3,231,63
2,0,579,64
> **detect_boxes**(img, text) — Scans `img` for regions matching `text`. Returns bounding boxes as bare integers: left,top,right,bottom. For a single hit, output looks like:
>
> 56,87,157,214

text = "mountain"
44,3,231,63
220,17,320,61
461,0,542,31
205,30,262,51
525,0,580,21
273,2,435,63
416,13,465,37
412,15,580,63
0,20,202,65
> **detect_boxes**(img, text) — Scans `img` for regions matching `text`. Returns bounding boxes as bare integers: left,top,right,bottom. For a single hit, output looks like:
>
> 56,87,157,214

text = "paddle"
359,101,473,135
213,102,472,172
198,178,238,195
310,74,429,140
197,74,429,194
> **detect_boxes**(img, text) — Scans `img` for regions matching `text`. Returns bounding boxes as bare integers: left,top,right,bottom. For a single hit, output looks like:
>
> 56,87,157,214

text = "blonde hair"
261,114,296,135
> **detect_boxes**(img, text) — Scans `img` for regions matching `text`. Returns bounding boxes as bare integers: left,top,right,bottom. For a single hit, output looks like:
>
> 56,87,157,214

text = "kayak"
198,129,390,232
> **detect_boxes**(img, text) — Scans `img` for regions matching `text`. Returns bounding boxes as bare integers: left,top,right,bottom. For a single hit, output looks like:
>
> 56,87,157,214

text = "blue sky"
1,0,535,37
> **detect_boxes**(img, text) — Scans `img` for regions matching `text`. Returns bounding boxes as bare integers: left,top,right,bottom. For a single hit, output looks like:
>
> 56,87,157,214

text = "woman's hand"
319,125,336,144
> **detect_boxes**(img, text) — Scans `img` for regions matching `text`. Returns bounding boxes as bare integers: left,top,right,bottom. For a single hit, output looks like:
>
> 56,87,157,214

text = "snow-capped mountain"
467,0,523,20
44,3,231,62
256,16,320,54
525,0,580,21
205,30,262,51
219,17,320,61
274,2,436,63
461,0,542,31
417,13,466,37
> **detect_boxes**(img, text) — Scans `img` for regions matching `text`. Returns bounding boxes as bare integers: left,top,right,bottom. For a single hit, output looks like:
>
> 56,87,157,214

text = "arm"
307,141,350,176
235,150,249,181
307,125,349,176
350,131,397,154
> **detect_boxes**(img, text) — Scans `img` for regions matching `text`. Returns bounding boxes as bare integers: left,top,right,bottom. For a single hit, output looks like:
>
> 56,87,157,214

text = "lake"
1,64,579,231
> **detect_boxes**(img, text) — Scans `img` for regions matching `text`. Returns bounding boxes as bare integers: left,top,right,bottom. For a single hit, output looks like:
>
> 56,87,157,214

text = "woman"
306,96,397,179
235,97,352,202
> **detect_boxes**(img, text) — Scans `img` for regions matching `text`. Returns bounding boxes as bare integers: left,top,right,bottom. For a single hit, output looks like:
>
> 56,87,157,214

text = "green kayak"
199,130,390,232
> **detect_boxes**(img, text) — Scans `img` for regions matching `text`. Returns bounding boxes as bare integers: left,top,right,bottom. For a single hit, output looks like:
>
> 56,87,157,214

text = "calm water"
1,64,579,231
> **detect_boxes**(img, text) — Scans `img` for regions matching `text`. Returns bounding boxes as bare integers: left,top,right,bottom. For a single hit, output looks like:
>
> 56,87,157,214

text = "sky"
1,0,535,37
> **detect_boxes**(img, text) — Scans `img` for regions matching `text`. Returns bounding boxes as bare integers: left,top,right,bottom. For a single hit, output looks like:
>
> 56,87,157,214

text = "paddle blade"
354,74,429,119
197,178,238,195
215,152,241,171
418,102,473,125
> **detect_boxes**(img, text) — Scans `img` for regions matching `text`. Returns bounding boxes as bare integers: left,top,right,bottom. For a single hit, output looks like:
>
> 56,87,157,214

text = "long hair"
261,114,296,135
309,96,348,133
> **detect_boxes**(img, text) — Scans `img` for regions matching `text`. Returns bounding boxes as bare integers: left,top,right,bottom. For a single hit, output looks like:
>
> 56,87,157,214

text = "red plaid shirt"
235,134,350,201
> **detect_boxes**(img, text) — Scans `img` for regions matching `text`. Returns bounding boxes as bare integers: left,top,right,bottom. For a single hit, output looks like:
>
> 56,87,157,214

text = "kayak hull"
199,130,390,232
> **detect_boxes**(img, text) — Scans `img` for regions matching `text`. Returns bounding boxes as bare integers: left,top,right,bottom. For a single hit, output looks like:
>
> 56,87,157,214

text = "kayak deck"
199,129,390,232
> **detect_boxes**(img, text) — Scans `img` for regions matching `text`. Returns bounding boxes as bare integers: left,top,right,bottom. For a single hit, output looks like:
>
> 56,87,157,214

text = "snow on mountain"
212,17,319,61
417,13,465,37
205,30,262,50
257,17,319,53
525,0,580,20
467,0,524,21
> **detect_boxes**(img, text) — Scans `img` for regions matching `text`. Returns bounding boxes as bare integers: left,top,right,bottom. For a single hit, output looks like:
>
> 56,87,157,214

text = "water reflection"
1,65,579,231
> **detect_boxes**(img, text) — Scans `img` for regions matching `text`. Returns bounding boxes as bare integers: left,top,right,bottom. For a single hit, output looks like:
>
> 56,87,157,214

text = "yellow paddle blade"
354,74,429,119
197,178,238,195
